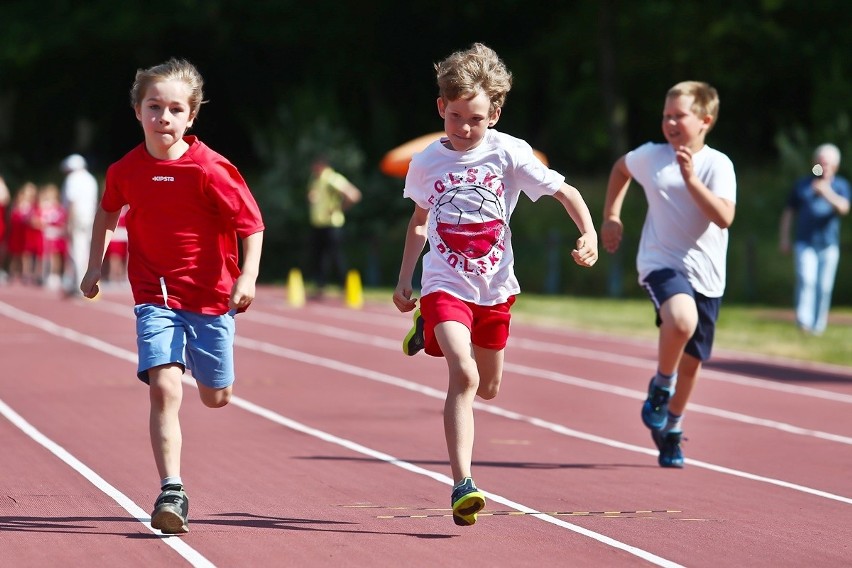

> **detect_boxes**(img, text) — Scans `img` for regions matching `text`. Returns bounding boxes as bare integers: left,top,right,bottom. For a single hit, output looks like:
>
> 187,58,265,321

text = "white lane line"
11,298,852,498
228,395,683,567
0,301,682,567
0,398,215,568
510,337,852,404
93,297,852,401
234,308,852,444
245,307,852,402
263,300,852,382
234,335,852,506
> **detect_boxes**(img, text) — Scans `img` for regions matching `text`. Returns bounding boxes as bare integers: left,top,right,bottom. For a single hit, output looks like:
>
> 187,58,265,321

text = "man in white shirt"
61,154,98,296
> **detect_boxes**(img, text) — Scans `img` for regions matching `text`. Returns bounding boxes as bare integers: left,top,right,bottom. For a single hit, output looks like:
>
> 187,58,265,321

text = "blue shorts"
134,303,236,389
641,269,722,362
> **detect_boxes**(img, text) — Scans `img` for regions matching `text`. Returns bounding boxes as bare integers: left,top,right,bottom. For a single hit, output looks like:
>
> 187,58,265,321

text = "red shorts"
418,291,516,357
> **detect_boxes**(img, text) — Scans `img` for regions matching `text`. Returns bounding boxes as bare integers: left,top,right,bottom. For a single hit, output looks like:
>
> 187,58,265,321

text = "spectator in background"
37,183,68,289
779,143,850,335
104,204,129,285
61,153,99,296
7,182,39,284
307,157,361,297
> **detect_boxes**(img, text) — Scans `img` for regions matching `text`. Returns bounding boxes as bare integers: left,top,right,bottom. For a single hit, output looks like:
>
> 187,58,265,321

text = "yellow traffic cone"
345,269,363,309
287,268,306,307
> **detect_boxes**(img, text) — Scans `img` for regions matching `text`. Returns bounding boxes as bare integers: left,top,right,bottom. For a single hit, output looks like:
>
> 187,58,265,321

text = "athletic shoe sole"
402,309,425,356
452,490,486,526
151,504,189,534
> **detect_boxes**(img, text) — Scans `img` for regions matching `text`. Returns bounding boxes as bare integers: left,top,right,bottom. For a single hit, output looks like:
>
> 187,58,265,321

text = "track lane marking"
232,307,852,443
36,299,852,500
0,398,215,568
0,301,684,567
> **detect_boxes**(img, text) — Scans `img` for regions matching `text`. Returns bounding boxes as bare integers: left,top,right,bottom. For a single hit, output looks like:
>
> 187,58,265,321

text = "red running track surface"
1,283,851,567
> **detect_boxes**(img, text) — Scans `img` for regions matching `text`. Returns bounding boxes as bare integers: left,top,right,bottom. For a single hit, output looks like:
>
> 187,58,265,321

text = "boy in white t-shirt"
602,81,737,468
392,43,598,526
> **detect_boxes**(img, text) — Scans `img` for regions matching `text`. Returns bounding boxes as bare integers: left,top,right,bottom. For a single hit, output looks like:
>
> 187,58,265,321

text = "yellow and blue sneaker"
402,309,425,356
451,477,485,526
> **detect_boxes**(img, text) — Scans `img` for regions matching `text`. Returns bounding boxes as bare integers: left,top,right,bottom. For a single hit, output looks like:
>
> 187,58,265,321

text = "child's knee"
199,386,232,408
662,299,698,335
668,314,697,337
476,383,500,400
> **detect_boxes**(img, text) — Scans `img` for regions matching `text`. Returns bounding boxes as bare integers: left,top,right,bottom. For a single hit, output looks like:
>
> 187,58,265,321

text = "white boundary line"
285,300,852,376
234,308,852,444
0,301,683,567
0,397,215,568
244,306,852,402
61,299,852,499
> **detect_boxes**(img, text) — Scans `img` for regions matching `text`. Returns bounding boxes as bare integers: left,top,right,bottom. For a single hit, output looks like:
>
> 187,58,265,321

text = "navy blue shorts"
641,268,722,362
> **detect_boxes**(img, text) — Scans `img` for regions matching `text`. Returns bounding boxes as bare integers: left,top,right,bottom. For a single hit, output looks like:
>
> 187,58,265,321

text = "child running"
601,81,736,468
392,43,598,526
80,58,265,534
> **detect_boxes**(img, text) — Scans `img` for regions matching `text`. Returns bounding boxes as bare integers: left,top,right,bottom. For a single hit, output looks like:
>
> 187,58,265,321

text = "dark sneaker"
402,309,425,356
641,379,672,431
652,430,685,468
451,477,486,526
151,484,189,534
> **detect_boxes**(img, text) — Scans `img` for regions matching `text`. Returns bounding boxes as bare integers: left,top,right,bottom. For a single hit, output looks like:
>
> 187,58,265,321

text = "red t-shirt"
102,137,264,315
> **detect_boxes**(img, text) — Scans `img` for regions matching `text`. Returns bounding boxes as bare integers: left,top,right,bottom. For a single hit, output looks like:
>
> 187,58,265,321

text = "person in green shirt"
307,157,362,296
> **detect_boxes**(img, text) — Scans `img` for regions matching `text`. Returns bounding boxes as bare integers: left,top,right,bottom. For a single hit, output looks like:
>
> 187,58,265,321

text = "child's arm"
80,206,121,298
230,230,264,310
552,183,598,268
675,146,736,228
601,155,632,253
393,204,429,312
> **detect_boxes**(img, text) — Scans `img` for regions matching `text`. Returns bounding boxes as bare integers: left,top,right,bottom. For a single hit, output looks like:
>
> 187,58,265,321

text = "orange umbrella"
380,131,549,178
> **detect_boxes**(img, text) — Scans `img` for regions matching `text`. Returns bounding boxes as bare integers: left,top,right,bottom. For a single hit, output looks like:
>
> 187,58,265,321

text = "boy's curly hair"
435,43,512,117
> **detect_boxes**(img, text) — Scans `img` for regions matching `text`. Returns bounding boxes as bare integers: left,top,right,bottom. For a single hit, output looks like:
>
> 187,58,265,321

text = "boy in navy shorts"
81,59,264,533
393,43,598,525
602,81,737,467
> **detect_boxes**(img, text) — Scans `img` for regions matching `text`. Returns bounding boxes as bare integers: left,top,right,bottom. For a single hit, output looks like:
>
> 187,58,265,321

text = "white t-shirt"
625,142,737,297
404,129,565,305
62,168,99,231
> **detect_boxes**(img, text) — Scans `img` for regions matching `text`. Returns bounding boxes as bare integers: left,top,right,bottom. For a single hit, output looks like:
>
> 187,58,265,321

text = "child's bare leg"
657,294,698,375
473,346,504,400
196,384,233,408
148,364,184,480
436,321,479,483
670,354,701,416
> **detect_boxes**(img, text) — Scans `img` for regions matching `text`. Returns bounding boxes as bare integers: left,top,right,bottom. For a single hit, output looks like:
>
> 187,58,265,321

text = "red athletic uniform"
102,136,264,315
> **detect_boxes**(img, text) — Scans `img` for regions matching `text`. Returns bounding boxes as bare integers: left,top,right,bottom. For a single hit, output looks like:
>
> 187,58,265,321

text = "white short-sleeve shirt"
626,142,737,297
404,129,565,305
62,168,99,231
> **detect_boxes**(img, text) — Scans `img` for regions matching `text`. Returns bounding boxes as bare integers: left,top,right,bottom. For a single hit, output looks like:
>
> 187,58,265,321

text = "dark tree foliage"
1,0,849,297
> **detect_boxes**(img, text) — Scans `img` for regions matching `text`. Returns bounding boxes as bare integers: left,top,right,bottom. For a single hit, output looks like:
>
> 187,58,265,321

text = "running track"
1,283,851,567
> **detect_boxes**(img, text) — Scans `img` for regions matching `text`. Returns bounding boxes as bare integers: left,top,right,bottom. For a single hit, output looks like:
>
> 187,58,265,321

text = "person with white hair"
779,143,851,335
60,153,99,295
